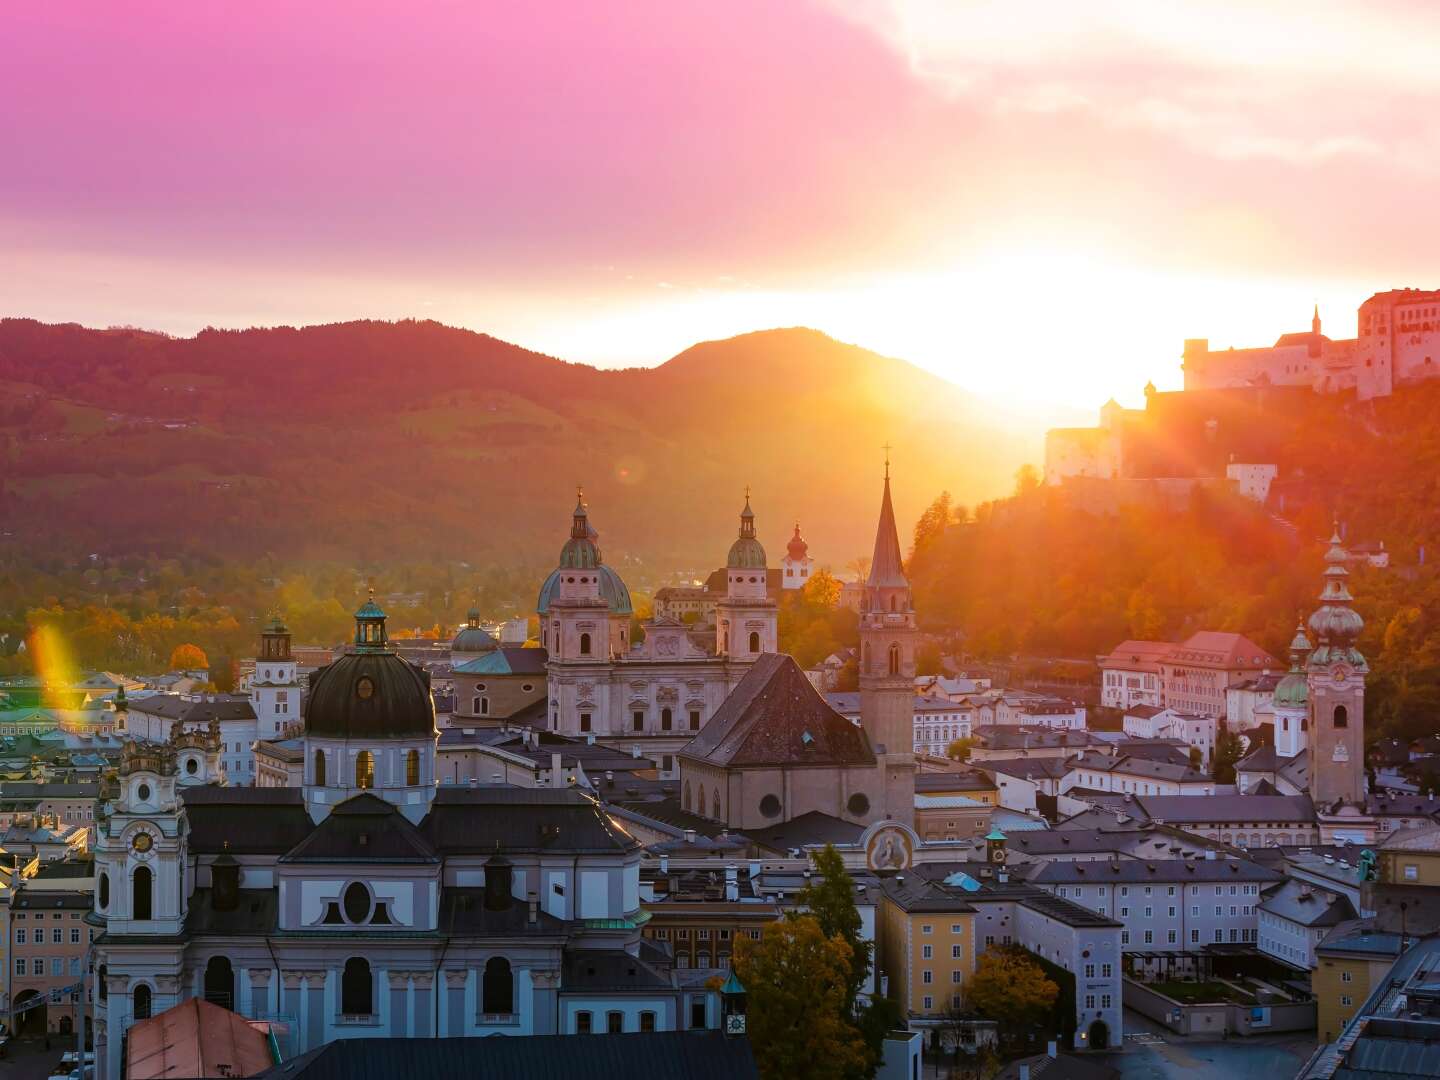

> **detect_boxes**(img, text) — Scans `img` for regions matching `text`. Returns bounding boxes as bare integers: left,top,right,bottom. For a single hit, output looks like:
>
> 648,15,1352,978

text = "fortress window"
1333,705,1348,729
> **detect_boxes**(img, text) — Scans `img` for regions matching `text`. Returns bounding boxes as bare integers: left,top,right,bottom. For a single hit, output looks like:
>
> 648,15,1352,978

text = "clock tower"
1306,525,1368,811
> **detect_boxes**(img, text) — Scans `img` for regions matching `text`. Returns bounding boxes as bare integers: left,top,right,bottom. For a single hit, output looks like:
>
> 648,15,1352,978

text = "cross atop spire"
882,442,892,480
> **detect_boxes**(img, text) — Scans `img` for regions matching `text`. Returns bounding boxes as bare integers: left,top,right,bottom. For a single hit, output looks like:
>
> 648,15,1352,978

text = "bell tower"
858,451,917,826
717,491,777,665
1307,524,1368,813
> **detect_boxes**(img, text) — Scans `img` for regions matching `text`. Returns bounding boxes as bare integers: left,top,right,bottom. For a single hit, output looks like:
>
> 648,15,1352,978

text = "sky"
5,1,1440,414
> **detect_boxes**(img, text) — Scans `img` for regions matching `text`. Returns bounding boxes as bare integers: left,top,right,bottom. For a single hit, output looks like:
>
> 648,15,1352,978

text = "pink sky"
5,1,1440,409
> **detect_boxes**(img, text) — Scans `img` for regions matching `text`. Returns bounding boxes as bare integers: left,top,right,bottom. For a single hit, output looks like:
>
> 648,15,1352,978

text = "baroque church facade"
87,601,700,1080
538,493,778,776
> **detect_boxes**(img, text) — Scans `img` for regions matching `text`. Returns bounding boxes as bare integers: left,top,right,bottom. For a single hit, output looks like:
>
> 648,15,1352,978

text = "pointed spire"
867,456,908,589
1313,303,1322,335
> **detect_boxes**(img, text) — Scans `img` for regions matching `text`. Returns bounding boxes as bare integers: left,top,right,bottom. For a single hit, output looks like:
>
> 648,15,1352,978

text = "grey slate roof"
1124,793,1316,825
1031,858,1282,885
127,694,257,723
740,809,865,853
1259,878,1356,927
422,787,641,855
1067,750,1208,783
182,786,314,855
257,1031,758,1080
280,793,438,863
680,653,876,768
975,727,1105,751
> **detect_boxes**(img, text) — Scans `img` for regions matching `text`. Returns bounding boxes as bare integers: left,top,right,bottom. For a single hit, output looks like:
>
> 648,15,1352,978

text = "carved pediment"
657,686,680,705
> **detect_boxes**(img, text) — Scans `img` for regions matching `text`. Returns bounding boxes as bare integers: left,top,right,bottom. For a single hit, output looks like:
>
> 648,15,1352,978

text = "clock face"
991,847,1007,864
725,1013,747,1035
131,832,153,853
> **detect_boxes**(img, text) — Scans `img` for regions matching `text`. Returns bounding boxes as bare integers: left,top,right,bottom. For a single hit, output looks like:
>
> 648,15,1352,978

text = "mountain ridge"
0,317,1035,572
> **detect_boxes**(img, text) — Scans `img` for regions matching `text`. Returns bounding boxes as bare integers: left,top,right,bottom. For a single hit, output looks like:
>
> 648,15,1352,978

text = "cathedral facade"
538,494,778,776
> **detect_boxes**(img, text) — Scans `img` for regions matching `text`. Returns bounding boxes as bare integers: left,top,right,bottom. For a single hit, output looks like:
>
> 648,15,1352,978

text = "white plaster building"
780,522,814,590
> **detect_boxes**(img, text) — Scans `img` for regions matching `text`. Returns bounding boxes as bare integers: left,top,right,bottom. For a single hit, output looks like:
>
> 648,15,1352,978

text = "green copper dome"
726,493,767,569
1274,624,1311,709
537,492,632,616
1306,525,1367,669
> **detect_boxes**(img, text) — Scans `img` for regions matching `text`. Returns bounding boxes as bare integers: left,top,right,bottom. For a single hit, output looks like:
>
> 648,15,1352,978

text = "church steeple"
858,450,917,826
353,589,389,651
1313,304,1322,336
717,489,776,661
1307,522,1367,812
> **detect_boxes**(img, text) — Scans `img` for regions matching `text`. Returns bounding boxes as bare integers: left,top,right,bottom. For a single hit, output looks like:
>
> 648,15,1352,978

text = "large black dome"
305,651,436,739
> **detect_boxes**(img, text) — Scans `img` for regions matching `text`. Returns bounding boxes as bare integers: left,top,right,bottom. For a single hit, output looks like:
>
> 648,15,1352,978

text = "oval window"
847,793,871,817
759,794,782,818
137,783,151,802
521,683,534,693
342,881,371,924
185,757,199,775
356,677,375,700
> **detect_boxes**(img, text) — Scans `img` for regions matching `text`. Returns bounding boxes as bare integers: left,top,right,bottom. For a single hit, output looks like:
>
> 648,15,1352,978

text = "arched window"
98,964,108,1002
355,750,374,789
482,957,514,1015
661,707,673,731
1334,705,1348,728
890,594,898,613
204,955,234,1009
473,696,482,715
888,644,901,676
98,871,110,911
683,780,692,811
748,631,760,653
480,698,490,716
863,642,872,670
712,789,721,820
341,957,372,1016
314,749,326,786
406,749,420,785
580,632,592,656
132,865,153,920
133,983,152,1021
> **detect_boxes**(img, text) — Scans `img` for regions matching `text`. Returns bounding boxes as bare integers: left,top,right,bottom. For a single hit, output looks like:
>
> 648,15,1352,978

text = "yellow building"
1378,824,1440,886
876,876,978,1028
913,794,992,842
1313,926,1405,1043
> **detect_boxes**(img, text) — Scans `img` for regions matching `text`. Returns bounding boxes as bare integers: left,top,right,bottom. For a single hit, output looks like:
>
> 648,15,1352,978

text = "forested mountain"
907,379,1440,742
0,319,1030,570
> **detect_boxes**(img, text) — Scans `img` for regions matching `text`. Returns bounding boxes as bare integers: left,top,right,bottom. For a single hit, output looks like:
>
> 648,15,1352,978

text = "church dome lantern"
1306,525,1367,668
536,491,633,616
305,594,436,740
786,523,809,562
726,493,768,570
452,608,498,654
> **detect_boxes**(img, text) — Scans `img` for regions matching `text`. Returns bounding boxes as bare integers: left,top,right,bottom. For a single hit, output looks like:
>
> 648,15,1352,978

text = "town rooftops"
877,872,979,914
680,654,876,768
1067,751,1209,784
126,997,277,1080
915,770,996,794
824,692,967,715
973,727,1105,751
1098,640,1176,671
1031,858,1282,885
127,693,258,723
979,757,1071,782
741,809,865,854
1167,631,1279,671
1258,878,1355,928
256,1030,758,1080
0,781,99,799
1089,792,1316,825
451,647,549,676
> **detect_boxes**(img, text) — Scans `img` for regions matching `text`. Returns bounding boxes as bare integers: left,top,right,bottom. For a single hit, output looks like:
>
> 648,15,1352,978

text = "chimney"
684,829,697,845
748,858,761,880
605,770,614,787
586,734,596,746
725,864,739,901
551,752,563,786
659,854,669,874
631,744,641,758
1020,1066,1031,1080
1205,849,1216,861
528,890,538,924
1047,1039,1057,1058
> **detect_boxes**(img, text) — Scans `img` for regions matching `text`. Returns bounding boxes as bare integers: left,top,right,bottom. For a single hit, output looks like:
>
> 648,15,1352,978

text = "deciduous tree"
169,643,208,671
965,946,1058,1043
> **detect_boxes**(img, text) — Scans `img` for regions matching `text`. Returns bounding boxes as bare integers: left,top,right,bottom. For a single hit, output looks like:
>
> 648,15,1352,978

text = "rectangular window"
1101,964,1112,978
951,923,964,934
576,1011,593,1034
1168,930,1177,944
607,1012,624,1034
922,995,933,1010
1085,964,1095,978
922,945,933,959
1215,929,1223,942
15,959,24,975
15,929,24,945
70,928,81,944
1191,929,1199,943
1144,930,1153,944
690,710,701,730
632,711,644,731
640,1011,656,1032
1144,907,1152,918
952,970,963,983
1085,995,1096,1009
580,712,592,732
1102,994,1112,1009
1341,971,1352,983
921,924,933,934
1121,931,1130,945
922,970,933,984
1341,995,1352,1007
52,928,62,944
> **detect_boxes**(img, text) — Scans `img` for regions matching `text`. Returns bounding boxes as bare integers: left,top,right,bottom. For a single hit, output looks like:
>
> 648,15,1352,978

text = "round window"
521,683,534,693
476,683,487,692
342,881,371,923
759,794,782,818
185,758,199,775
137,783,151,802
847,793,871,817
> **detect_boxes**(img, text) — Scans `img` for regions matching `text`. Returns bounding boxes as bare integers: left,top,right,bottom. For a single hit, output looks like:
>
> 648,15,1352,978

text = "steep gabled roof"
679,653,875,768
280,793,437,863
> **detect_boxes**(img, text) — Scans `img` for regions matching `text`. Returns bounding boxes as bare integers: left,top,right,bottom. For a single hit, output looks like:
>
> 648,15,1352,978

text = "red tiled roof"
1167,631,1278,670
1098,640,1176,671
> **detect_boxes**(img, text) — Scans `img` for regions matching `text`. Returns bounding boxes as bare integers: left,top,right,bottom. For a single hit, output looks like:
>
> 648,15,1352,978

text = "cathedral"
535,492,778,777
86,599,697,1080
678,460,919,833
